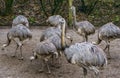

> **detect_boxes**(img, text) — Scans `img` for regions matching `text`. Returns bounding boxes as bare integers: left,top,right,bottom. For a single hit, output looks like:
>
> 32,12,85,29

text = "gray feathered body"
40,27,61,41
98,22,120,42
48,35,61,50
47,35,71,50
33,40,58,58
12,15,29,27
46,15,63,26
8,24,32,41
75,21,95,36
64,42,107,67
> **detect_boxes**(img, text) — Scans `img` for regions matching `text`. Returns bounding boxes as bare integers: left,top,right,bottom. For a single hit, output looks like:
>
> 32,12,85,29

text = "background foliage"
0,0,120,26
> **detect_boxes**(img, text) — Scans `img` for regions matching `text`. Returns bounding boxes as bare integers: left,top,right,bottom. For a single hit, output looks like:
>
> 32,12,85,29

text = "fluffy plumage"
65,42,107,67
12,15,29,27
33,40,58,58
40,27,61,41
46,15,63,26
8,24,32,41
48,34,72,56
75,21,95,35
98,22,120,41
64,42,107,78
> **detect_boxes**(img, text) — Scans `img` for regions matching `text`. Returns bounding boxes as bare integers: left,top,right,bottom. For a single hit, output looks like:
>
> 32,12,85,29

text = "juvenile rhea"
60,17,107,78
93,22,120,58
2,24,32,60
12,15,29,28
71,6,95,42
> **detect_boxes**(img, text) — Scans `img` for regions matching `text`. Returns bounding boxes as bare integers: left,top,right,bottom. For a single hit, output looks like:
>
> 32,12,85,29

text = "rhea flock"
12,15,29,28
2,24,32,60
93,22,120,58
40,15,71,56
71,6,95,42
60,16,107,78
30,18,72,73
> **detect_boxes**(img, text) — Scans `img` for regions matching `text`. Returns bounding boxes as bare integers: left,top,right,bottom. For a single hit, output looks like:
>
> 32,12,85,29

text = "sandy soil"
0,27,120,78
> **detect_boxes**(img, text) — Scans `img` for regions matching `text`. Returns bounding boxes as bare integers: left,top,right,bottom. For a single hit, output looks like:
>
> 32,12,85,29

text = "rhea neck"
61,21,70,50
73,9,77,26
61,21,65,49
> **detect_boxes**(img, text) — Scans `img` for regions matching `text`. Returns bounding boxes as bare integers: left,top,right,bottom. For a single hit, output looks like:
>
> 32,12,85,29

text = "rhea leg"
38,59,44,73
44,58,51,74
104,40,111,58
12,43,19,57
57,51,62,64
19,44,24,60
107,41,110,58
83,67,87,78
51,52,60,68
13,39,24,60
82,34,88,42
103,45,107,51
89,66,99,78
85,35,88,42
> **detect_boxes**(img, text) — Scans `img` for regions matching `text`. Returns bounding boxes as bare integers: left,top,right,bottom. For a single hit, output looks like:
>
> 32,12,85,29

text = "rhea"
60,17,107,78
2,24,32,60
30,38,58,73
93,22,120,58
71,6,95,42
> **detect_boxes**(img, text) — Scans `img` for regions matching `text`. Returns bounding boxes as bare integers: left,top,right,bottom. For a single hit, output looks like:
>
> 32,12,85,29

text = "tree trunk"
68,0,73,27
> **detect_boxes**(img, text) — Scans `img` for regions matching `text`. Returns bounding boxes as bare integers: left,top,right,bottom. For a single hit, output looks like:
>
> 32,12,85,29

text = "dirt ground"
0,27,120,78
